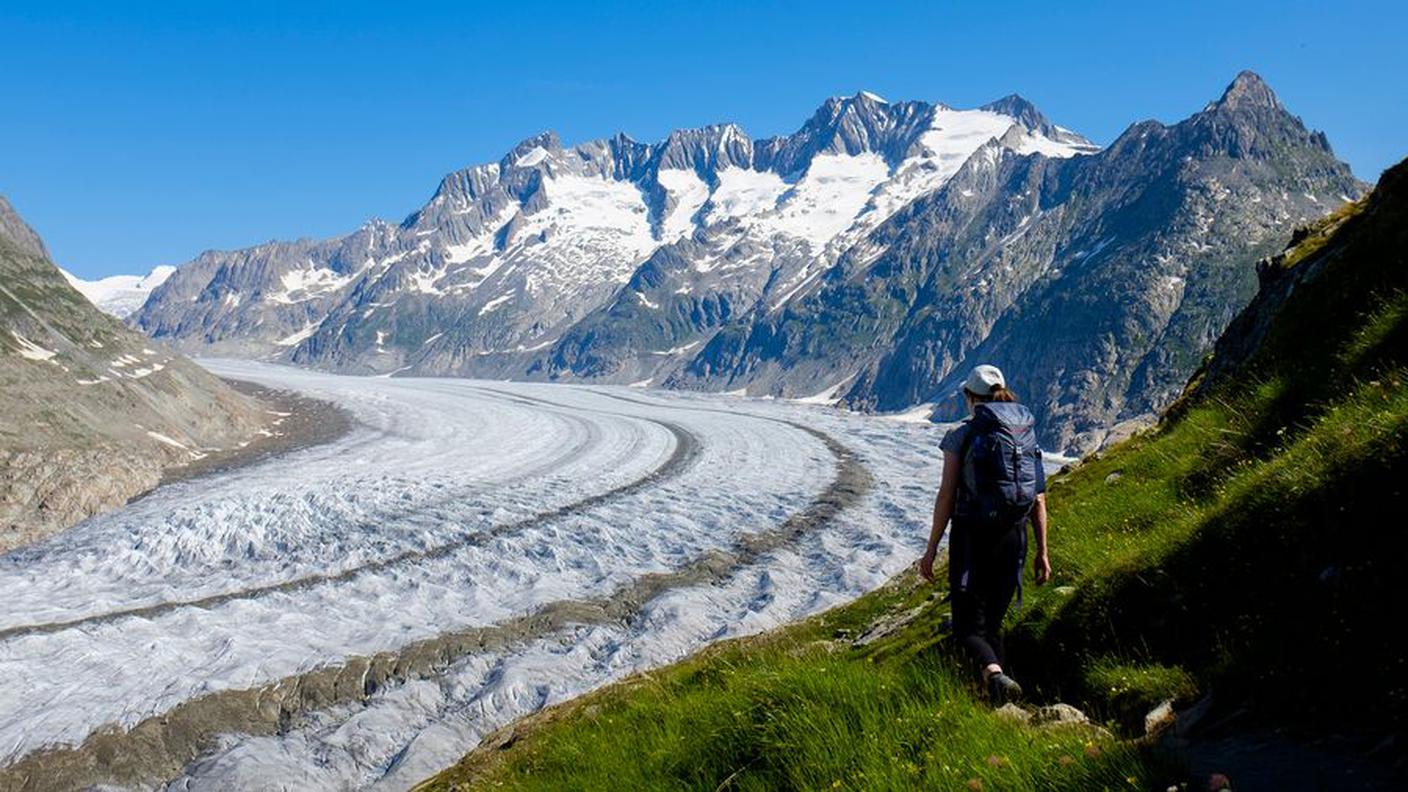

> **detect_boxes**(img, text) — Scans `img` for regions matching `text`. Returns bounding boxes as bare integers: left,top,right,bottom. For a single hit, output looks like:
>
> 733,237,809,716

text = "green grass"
1272,195,1366,273
422,600,1160,792
1002,167,1408,726
478,647,1151,792
1011,365,1408,726
1083,660,1199,731
420,161,1408,790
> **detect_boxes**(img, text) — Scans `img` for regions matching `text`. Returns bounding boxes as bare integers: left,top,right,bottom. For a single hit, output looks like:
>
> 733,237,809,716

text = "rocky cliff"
0,197,265,551
678,73,1365,452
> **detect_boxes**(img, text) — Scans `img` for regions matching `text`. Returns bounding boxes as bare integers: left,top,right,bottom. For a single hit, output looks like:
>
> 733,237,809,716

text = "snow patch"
767,152,891,247
656,168,711,242
268,265,355,305
478,294,513,315
145,430,189,450
704,167,789,225
792,378,853,405
883,403,937,423
649,339,702,356
275,321,321,347
406,267,446,296
514,146,550,168
10,333,57,362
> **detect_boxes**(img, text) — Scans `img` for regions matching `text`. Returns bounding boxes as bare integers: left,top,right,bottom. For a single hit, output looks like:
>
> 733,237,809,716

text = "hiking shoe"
988,673,1023,706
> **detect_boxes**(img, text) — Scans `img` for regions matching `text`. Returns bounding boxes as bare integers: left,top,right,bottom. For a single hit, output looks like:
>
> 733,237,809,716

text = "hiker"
919,364,1051,705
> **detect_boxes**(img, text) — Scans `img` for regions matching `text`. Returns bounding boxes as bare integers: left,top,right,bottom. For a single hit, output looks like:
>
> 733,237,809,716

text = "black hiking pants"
949,518,1026,672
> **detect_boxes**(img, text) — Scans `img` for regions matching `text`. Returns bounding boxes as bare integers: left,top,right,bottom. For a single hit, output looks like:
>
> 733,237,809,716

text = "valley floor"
0,360,968,790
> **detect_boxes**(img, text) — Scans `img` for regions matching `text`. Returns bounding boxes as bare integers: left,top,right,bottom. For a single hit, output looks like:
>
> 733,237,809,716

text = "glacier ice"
0,360,957,789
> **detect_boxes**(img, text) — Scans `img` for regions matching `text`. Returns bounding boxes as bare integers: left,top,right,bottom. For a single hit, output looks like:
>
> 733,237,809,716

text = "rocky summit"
133,72,1362,453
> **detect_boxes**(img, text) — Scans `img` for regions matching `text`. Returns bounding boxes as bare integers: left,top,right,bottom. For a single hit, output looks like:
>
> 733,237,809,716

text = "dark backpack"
956,402,1041,526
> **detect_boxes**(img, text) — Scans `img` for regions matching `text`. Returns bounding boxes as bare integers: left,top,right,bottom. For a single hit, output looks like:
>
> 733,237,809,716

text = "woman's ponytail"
989,384,1019,403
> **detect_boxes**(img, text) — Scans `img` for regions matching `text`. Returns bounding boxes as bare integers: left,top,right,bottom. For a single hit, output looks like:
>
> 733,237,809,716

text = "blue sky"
2,1,1404,279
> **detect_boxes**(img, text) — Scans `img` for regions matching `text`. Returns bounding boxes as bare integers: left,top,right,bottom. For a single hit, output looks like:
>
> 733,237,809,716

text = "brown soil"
141,378,353,494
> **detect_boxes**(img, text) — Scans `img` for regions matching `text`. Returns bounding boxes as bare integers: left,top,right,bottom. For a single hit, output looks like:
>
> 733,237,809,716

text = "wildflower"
966,779,983,791
1057,755,1075,767
1083,743,1102,759
986,755,1008,768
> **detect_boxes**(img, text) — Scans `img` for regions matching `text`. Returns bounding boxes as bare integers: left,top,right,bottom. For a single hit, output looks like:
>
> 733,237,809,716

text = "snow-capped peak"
62,265,176,318
134,88,1103,368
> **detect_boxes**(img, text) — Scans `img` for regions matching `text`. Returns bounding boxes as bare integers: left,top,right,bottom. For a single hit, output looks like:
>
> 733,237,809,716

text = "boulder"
1031,703,1090,728
1145,698,1177,735
852,605,926,647
994,703,1031,725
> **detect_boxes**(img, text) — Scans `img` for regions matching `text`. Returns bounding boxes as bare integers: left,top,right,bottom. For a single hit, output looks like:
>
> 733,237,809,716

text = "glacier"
0,359,986,790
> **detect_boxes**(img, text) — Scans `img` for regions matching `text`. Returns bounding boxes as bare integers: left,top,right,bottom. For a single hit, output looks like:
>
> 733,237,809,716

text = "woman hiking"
919,364,1051,706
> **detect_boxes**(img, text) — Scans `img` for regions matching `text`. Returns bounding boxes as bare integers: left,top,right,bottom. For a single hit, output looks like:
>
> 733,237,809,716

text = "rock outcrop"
0,196,265,551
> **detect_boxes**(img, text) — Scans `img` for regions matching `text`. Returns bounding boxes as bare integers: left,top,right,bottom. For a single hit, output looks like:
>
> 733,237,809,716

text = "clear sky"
2,1,1404,279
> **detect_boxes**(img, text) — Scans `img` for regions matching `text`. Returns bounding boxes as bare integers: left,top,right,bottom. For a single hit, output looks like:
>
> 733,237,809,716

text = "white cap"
963,364,1006,396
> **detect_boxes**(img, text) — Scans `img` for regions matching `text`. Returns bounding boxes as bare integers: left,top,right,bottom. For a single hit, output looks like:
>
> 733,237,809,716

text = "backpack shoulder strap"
955,412,990,497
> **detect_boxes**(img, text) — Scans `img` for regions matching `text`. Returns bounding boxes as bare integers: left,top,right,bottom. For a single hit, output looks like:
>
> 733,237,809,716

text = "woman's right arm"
920,450,960,582
1030,493,1051,584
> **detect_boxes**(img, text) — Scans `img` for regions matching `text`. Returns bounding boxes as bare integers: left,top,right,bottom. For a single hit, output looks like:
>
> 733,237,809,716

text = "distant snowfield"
61,265,175,318
0,361,958,790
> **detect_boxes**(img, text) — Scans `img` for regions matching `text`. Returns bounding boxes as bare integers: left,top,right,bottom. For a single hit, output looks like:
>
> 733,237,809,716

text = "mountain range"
131,72,1363,452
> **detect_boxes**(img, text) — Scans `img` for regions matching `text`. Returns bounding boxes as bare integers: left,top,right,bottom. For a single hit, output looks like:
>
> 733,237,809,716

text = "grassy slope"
420,159,1407,791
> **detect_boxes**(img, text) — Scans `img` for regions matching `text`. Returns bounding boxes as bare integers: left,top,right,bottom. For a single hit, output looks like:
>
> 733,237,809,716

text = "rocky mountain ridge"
132,91,1095,371
686,72,1366,450
133,72,1363,452
0,196,264,551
